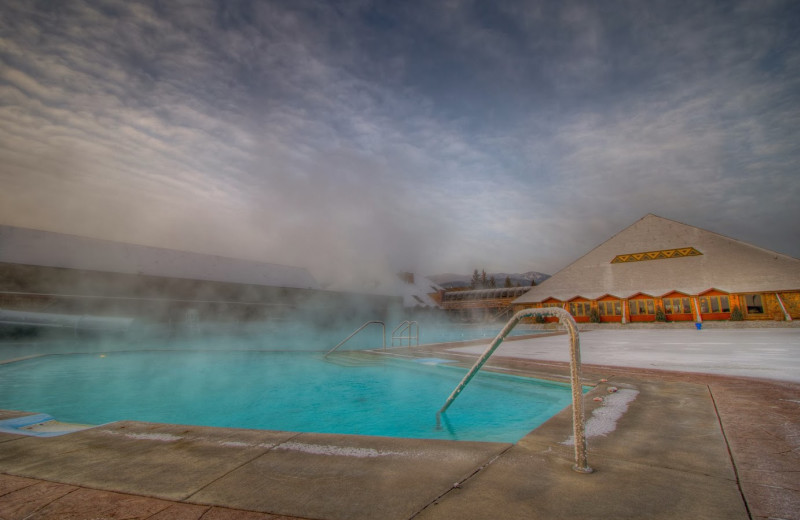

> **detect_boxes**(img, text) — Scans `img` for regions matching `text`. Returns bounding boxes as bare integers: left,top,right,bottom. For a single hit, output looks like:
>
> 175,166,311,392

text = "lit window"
664,298,691,314
569,302,591,316
699,295,731,314
629,299,655,315
597,301,621,316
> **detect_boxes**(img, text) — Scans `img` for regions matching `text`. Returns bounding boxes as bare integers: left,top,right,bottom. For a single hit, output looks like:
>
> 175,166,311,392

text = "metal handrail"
391,320,419,347
436,307,592,474
492,306,514,321
324,321,386,357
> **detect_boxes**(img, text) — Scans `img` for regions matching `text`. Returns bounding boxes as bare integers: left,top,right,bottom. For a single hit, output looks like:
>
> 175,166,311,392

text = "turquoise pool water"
0,350,574,442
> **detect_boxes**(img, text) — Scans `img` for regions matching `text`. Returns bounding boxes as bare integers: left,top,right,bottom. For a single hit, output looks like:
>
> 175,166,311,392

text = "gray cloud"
1,0,798,286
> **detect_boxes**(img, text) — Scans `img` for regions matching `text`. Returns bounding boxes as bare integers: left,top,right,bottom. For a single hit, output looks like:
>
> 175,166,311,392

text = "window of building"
664,297,691,314
745,294,764,314
568,302,591,316
699,295,730,314
541,302,562,308
597,301,622,316
629,299,655,315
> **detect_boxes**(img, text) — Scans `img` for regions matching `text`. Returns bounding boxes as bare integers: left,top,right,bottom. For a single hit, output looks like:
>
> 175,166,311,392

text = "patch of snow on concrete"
562,389,639,445
220,441,252,447
276,441,403,458
217,440,276,449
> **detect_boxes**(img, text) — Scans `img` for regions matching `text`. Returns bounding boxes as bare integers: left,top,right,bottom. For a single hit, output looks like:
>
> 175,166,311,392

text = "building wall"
782,292,800,317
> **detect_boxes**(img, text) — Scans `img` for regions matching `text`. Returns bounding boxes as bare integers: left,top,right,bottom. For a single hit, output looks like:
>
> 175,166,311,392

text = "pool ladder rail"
391,320,419,347
325,321,386,357
436,307,593,474
325,320,420,357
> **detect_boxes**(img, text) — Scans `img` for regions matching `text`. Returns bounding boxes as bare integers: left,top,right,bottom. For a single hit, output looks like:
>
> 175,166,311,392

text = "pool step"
322,353,385,367
0,413,96,437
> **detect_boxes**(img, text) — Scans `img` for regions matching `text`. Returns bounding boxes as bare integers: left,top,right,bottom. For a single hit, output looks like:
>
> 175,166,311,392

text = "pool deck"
1,346,799,519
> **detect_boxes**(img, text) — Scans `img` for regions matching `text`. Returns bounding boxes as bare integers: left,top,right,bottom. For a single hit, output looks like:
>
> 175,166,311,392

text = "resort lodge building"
439,286,532,322
0,225,403,327
512,214,800,324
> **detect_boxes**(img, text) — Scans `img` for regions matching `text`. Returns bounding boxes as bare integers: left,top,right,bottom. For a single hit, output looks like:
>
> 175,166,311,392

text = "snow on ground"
448,328,800,383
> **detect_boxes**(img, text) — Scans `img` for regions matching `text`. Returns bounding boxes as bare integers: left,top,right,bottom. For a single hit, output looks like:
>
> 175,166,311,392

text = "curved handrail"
436,307,592,474
324,321,386,357
391,320,419,346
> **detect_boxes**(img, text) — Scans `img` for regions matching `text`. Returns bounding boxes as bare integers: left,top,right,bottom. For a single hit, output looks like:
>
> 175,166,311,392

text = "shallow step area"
0,411,97,437
321,350,394,366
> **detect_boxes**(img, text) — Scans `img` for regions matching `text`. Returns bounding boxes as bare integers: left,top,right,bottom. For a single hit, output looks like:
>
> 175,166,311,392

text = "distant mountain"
428,271,550,289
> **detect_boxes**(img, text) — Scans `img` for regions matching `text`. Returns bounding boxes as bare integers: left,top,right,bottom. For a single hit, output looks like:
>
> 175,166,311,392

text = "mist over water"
0,309,535,360
0,303,546,440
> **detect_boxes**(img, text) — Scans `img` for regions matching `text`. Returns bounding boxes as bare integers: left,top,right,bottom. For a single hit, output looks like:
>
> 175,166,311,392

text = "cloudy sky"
1,0,798,287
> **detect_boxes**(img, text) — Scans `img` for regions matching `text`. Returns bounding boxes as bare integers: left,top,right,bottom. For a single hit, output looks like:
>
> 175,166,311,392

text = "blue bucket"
695,322,702,330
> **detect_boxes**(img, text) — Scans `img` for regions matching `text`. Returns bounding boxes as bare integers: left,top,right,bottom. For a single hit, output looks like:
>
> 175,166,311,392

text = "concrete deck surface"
1,348,798,519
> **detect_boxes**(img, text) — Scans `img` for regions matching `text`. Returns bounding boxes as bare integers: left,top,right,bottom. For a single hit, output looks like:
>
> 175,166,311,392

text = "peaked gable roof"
515,214,800,303
0,225,320,290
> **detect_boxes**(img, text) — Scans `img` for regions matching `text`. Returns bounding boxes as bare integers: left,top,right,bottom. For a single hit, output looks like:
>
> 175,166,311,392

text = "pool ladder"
325,320,420,357
324,321,386,357
391,320,419,347
436,307,593,474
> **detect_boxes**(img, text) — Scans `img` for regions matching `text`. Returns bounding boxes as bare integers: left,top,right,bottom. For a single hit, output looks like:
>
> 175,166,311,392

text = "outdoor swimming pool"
0,350,575,442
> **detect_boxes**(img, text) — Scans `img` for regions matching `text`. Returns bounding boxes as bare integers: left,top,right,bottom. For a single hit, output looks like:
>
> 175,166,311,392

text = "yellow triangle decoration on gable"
611,247,703,264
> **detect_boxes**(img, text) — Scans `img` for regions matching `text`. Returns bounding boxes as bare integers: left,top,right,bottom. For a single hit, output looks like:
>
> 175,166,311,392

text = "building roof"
514,214,800,303
0,225,320,290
